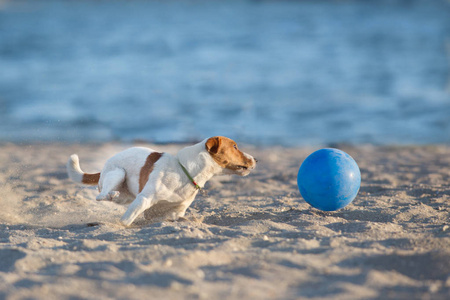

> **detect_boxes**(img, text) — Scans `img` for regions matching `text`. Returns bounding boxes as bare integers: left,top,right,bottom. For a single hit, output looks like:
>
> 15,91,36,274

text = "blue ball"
297,148,361,211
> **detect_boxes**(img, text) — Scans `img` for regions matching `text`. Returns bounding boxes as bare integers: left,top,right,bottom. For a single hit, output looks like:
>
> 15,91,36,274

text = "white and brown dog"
67,136,257,226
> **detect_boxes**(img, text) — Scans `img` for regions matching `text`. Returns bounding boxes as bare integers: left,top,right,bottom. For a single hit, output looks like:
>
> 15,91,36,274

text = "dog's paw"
108,191,120,200
96,191,120,201
96,194,107,201
119,217,132,227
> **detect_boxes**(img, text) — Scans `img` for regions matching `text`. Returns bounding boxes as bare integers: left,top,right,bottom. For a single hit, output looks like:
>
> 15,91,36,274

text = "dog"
67,136,257,226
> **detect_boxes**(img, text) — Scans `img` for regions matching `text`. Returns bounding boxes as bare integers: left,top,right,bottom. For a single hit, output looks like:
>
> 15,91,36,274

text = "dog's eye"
233,144,238,150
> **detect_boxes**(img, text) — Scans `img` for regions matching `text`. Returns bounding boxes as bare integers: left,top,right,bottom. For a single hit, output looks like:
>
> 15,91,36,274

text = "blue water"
0,0,449,146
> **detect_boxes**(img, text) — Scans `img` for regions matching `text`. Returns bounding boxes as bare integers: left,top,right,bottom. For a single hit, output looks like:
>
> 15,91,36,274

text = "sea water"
0,0,449,146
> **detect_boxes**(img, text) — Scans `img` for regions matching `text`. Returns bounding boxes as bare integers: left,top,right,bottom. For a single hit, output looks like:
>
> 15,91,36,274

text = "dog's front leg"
120,193,155,226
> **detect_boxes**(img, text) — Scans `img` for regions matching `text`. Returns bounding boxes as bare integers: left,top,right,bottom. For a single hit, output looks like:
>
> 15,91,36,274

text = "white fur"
67,138,256,226
67,154,84,183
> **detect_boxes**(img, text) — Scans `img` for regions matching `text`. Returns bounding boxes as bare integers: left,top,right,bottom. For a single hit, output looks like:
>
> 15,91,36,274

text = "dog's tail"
67,154,100,185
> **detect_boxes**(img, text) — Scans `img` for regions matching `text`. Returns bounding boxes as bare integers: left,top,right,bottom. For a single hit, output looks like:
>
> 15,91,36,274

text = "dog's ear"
205,137,221,154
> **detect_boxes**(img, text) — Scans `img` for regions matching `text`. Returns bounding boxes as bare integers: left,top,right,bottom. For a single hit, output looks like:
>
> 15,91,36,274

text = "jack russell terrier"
67,136,257,226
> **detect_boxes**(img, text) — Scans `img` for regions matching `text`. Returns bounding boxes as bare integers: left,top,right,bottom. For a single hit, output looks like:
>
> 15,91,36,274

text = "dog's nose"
254,158,258,163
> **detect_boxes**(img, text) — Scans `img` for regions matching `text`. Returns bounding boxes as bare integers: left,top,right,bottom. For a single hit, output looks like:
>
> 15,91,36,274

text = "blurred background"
0,0,449,146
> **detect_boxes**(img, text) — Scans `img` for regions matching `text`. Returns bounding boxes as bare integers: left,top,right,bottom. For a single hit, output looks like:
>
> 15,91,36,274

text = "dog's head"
205,136,257,176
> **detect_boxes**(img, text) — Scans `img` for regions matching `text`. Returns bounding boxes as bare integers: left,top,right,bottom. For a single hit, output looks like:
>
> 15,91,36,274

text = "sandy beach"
0,142,449,299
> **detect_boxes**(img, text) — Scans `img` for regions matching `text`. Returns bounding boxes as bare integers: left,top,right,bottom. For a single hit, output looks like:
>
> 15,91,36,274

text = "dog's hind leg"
96,168,126,202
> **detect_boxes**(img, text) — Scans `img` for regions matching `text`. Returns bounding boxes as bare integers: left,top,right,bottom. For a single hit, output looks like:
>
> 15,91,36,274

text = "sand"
0,142,449,300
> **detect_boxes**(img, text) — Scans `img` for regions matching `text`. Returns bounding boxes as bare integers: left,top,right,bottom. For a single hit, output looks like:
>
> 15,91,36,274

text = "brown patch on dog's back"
82,173,101,185
139,152,163,192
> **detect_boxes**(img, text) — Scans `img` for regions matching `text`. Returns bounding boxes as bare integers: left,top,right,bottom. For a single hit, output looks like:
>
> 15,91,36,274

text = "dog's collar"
178,161,203,192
